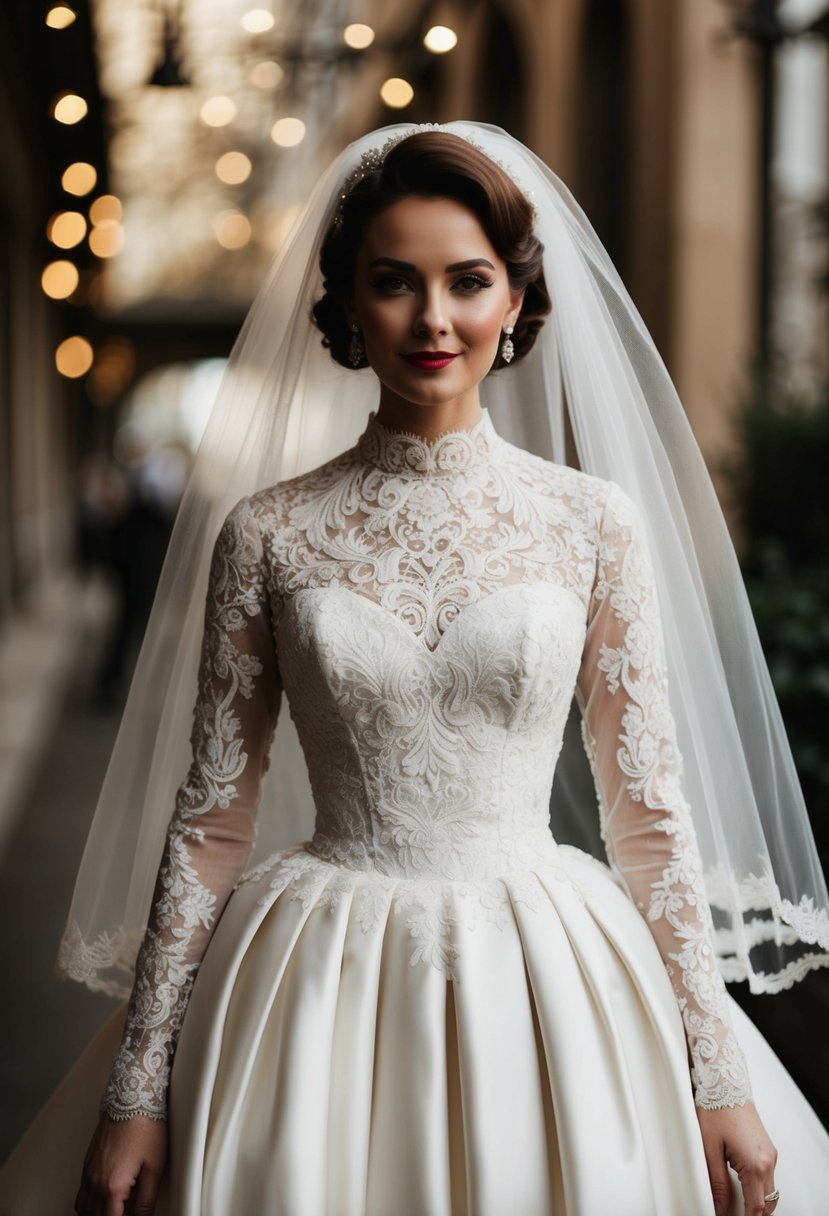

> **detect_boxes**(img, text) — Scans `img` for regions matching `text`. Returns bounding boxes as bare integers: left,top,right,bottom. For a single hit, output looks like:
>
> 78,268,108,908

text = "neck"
374,391,484,442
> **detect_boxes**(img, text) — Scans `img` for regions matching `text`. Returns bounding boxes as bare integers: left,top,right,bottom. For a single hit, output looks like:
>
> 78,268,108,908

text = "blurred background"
1,0,828,1161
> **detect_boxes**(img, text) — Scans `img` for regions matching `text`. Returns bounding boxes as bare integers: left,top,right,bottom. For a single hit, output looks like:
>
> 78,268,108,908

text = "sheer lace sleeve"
101,498,281,1121
576,483,752,1109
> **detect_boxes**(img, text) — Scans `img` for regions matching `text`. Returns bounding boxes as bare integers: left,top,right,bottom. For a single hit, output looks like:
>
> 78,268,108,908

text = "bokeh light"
89,220,125,258
250,60,284,89
270,117,306,147
41,260,79,299
241,9,275,34
55,336,94,379
48,211,87,249
215,151,253,184
52,92,88,124
343,24,375,50
213,210,252,249
200,95,238,127
424,26,458,54
380,78,414,108
86,337,136,406
45,5,76,29
265,202,303,252
89,194,123,224
62,162,97,196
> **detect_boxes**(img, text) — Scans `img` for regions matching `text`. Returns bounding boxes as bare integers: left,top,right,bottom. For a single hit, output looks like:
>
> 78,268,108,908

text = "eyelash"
455,273,494,292
368,273,494,295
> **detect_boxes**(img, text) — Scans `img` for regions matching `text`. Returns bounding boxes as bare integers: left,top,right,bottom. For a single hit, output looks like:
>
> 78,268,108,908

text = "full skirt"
2,845,829,1215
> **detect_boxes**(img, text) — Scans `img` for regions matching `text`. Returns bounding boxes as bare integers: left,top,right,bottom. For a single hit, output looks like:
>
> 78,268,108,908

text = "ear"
505,287,525,329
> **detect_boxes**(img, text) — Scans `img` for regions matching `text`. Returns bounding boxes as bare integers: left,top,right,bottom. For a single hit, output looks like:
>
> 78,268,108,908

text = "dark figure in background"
77,435,189,702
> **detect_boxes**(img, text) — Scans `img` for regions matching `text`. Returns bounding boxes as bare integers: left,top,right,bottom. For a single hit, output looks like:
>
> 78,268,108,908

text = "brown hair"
312,131,551,370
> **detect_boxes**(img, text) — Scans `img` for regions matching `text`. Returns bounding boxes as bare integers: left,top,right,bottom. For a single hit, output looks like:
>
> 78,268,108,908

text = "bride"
2,123,828,1216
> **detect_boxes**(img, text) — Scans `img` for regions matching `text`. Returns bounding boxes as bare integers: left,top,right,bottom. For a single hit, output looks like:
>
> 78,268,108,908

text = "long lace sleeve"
101,498,281,1121
576,484,752,1110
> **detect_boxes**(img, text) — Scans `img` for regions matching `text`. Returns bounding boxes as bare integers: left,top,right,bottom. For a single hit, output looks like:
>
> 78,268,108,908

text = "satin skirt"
3,846,829,1215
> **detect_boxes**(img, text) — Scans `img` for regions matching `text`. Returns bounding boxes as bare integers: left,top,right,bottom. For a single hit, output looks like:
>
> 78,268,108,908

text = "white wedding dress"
2,409,828,1215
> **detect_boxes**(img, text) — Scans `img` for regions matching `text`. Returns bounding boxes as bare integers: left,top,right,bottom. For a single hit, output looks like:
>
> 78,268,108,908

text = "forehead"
357,196,502,266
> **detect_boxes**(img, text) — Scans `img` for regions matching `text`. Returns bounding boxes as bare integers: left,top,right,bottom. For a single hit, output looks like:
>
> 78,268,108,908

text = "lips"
401,351,459,371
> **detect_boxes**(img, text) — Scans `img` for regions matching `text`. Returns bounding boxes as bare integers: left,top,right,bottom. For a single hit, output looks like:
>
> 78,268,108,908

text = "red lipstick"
402,351,459,371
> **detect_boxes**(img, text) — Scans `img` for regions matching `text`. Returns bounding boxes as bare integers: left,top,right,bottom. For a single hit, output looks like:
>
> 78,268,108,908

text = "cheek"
358,298,409,344
462,295,509,347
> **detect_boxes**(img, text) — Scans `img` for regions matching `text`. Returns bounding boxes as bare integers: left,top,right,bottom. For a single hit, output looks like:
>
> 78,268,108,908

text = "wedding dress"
2,408,829,1215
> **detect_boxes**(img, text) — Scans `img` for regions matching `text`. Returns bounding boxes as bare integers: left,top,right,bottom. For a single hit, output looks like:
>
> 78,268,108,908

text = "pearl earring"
347,323,364,368
500,325,515,364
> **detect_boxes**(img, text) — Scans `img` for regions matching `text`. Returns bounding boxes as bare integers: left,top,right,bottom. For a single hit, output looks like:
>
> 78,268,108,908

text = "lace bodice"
102,409,751,1121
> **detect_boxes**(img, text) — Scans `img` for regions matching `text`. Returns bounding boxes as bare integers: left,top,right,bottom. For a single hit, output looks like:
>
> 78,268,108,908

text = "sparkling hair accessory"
331,123,538,232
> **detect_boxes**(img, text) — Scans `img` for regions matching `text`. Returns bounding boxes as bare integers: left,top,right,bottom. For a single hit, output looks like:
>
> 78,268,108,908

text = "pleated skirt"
3,845,829,1215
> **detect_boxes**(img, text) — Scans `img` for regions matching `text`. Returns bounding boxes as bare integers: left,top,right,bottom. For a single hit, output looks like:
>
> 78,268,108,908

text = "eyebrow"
367,257,496,272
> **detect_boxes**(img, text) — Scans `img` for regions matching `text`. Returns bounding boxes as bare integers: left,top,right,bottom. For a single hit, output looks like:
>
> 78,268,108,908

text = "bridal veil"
57,121,829,999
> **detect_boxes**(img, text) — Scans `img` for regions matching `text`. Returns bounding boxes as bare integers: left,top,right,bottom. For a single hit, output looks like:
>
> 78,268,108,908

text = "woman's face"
351,195,524,417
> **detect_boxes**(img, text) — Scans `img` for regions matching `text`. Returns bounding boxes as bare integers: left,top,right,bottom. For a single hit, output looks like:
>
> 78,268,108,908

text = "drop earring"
348,323,364,368
500,325,515,364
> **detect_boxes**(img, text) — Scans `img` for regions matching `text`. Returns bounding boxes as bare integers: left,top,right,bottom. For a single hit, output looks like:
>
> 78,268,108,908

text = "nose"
413,284,449,337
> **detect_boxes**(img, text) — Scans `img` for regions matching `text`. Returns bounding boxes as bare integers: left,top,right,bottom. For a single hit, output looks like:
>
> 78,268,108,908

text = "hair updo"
312,131,551,370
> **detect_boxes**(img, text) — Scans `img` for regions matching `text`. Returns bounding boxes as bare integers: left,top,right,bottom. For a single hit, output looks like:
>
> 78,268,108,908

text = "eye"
452,273,494,292
368,273,412,294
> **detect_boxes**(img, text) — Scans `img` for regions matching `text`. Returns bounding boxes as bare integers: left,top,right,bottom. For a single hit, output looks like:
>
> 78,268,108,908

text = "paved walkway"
0,591,124,1164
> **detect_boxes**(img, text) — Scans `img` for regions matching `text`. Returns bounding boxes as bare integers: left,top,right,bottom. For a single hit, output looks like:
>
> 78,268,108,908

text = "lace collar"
356,409,499,477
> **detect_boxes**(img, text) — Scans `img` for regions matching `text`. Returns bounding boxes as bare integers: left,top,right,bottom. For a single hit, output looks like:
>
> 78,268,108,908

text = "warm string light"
62,162,97,196
42,260,79,300
48,8,449,306
380,78,414,108
215,151,252,184
343,23,375,50
45,4,76,29
81,196,125,258
52,92,88,124
241,8,275,34
55,335,93,378
250,60,283,89
271,117,305,147
89,195,122,224
423,25,458,53
200,95,237,127
213,210,252,249
89,221,124,258
48,211,87,249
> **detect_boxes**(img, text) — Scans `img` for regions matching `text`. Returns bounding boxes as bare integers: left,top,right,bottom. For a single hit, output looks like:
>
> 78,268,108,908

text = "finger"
701,1141,732,1216
132,1163,162,1215
737,1161,773,1216
74,1177,102,1216
762,1182,780,1216
105,1190,127,1216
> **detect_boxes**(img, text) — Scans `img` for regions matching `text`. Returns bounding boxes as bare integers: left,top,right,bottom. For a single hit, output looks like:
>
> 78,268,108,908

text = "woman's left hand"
696,1102,778,1216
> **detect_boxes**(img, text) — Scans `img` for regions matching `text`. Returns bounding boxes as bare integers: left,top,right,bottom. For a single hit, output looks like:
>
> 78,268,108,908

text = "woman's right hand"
74,1112,168,1216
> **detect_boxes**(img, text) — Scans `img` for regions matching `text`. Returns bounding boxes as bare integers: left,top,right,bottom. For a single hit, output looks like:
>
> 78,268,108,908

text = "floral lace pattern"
103,409,751,1120
577,486,751,1107
101,504,281,1121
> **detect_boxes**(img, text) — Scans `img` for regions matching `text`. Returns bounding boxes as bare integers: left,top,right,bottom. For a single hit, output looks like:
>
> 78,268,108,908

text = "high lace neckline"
357,409,499,477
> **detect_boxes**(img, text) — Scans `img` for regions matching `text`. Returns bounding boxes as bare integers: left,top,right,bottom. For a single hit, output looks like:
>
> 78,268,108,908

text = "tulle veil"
56,121,829,1000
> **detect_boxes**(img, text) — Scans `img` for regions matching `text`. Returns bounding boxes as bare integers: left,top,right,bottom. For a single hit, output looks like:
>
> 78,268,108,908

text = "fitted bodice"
280,581,585,880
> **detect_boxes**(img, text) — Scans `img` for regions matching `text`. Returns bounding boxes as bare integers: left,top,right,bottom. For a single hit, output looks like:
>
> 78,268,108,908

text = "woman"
2,124,828,1215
